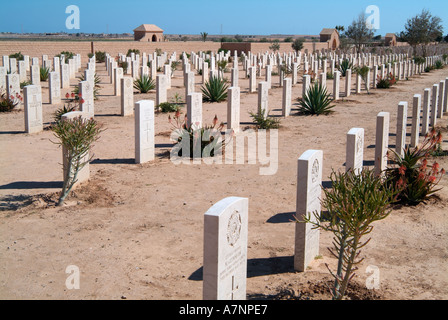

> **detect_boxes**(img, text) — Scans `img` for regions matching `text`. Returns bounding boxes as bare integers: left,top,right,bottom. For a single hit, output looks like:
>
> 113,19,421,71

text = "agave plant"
134,74,155,93
201,76,229,102
299,82,335,115
337,59,353,77
40,67,50,81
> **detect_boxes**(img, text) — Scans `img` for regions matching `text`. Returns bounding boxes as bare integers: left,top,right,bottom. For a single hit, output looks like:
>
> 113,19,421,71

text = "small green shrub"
337,59,353,77
158,102,181,113
299,82,335,115
201,76,229,102
300,168,396,300
127,49,140,57
9,52,24,60
20,80,31,89
0,90,22,112
434,60,444,69
40,67,50,81
169,113,225,159
133,74,155,93
376,73,396,89
53,104,76,123
249,111,281,129
385,129,445,205
52,116,103,206
95,51,106,63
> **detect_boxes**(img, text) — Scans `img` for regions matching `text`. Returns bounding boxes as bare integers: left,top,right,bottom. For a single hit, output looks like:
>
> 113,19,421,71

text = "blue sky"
1,0,447,36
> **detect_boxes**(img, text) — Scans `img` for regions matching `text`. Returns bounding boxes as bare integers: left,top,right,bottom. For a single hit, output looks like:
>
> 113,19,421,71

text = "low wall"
0,41,222,61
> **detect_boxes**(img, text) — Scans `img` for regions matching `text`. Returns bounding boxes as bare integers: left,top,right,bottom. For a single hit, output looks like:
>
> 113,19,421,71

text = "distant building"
133,24,164,42
385,33,397,46
319,28,340,50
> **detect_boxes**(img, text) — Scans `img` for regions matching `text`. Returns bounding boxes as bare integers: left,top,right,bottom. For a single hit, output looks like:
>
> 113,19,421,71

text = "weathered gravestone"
121,77,134,116
294,150,323,272
203,197,249,300
396,102,408,157
227,87,240,133
410,94,421,148
135,100,155,164
186,92,202,129
24,85,43,134
346,128,364,175
374,112,390,176
79,81,94,117
49,71,61,104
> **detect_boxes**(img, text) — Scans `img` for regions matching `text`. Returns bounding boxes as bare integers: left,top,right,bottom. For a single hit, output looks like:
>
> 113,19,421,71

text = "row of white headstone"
201,75,448,300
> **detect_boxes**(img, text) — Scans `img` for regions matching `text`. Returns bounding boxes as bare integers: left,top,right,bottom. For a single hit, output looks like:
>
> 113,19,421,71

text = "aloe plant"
201,76,229,102
338,59,353,77
40,67,50,81
299,82,335,115
134,74,155,93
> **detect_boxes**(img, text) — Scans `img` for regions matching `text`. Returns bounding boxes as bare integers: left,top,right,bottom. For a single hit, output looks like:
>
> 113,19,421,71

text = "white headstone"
49,71,61,104
294,150,323,272
396,102,408,157
203,197,249,300
282,77,292,117
421,88,431,136
374,112,390,176
24,85,43,134
79,81,94,117
430,84,439,127
121,77,134,116
346,128,364,175
156,74,168,107
258,81,269,119
410,94,421,148
135,100,155,163
186,92,202,129
227,87,240,133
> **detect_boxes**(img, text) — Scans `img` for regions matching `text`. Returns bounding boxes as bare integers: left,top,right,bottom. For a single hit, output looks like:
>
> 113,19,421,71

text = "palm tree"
200,32,208,42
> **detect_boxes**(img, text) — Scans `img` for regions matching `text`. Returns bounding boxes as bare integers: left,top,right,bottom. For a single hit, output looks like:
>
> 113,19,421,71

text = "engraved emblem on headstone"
226,211,242,247
311,159,320,183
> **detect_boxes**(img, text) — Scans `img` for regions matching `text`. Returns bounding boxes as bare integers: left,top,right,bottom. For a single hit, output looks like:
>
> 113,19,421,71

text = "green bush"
249,111,280,129
169,113,225,159
376,73,397,89
52,116,103,206
158,102,181,113
301,168,396,300
127,49,140,57
385,129,445,205
337,59,353,77
0,90,21,112
9,52,24,60
434,60,444,69
40,67,50,81
133,74,155,93
95,51,106,63
201,76,229,102
299,82,335,115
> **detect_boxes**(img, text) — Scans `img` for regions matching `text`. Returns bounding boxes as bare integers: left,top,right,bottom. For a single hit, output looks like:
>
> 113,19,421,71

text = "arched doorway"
332,38,337,50
152,34,157,42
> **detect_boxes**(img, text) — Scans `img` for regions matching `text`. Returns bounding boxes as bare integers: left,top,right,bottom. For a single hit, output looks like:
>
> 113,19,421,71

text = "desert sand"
0,44,447,300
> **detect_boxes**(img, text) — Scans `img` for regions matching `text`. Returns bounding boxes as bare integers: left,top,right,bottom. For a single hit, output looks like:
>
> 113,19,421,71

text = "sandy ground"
0,54,447,300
